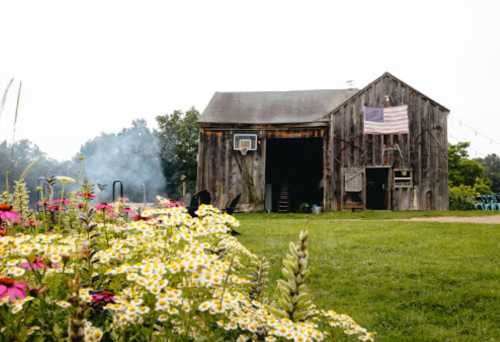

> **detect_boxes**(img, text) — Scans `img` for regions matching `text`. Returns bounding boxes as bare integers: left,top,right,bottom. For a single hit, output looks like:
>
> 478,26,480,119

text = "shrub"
449,185,477,210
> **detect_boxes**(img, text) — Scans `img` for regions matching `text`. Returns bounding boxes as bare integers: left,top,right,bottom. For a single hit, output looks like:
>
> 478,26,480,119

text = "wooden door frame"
365,166,392,210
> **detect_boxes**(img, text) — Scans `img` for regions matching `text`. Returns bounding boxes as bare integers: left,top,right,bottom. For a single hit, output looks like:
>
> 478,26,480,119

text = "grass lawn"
235,212,500,342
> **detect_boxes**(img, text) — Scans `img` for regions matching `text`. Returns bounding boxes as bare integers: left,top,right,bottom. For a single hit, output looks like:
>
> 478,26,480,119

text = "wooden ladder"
278,186,289,213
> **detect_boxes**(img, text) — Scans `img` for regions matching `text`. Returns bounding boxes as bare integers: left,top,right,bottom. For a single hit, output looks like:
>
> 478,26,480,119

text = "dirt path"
407,215,500,224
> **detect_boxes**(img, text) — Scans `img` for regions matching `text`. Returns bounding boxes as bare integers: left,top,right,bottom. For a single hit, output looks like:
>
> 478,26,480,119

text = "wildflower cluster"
0,186,374,341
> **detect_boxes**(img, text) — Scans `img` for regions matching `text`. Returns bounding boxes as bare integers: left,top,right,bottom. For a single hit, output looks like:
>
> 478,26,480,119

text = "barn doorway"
265,138,323,212
366,168,389,210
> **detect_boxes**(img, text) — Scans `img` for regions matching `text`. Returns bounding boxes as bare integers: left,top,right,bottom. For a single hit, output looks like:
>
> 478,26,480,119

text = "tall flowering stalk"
273,230,317,322
77,180,96,213
96,203,113,248
12,179,30,222
249,256,270,302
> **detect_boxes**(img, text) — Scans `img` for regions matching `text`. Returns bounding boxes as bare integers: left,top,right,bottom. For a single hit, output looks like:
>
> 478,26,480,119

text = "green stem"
103,209,110,248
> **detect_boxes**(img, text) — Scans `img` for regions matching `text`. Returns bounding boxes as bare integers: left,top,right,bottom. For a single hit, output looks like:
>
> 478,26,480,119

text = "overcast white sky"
0,0,499,160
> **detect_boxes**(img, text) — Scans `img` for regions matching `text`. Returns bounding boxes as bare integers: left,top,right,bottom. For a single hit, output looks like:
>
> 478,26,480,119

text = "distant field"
235,212,500,342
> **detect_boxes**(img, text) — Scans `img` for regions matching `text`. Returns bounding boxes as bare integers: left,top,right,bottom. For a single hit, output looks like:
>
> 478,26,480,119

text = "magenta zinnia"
0,203,20,223
0,277,28,301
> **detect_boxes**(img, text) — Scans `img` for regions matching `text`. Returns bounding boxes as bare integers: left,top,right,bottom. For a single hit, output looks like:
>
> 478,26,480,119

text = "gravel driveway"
407,215,500,224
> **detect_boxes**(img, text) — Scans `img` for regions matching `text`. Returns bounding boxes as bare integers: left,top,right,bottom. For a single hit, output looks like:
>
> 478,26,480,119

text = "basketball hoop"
233,133,257,155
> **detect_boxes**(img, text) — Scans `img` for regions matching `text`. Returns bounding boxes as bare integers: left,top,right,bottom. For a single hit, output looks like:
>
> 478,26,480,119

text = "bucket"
311,205,321,214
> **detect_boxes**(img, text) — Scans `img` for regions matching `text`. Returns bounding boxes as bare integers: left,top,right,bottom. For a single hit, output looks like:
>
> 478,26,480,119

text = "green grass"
237,209,499,221
235,212,500,342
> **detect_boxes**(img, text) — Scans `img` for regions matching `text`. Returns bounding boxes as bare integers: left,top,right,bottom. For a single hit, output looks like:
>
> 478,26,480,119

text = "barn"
196,72,449,212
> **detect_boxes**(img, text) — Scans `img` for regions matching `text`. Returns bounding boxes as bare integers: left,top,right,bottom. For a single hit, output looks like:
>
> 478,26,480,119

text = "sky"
0,0,499,160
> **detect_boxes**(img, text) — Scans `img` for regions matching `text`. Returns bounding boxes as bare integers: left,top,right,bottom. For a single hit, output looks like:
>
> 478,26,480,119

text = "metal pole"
112,180,123,202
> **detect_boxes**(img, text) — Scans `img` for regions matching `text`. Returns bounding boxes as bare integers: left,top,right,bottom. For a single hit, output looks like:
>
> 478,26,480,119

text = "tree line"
0,108,200,204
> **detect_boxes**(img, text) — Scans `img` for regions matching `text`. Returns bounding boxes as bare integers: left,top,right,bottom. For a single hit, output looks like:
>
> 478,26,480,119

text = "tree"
448,142,489,188
477,154,500,193
0,139,74,204
156,108,200,198
448,142,492,210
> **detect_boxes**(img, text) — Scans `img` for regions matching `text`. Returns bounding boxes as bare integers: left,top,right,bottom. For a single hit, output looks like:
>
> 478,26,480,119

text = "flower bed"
0,185,374,341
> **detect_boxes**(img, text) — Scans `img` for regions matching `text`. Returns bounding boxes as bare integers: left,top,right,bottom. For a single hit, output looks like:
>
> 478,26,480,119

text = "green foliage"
0,140,75,204
472,176,492,194
448,142,489,188
273,230,317,322
449,185,476,210
156,108,200,198
477,153,500,193
448,142,492,209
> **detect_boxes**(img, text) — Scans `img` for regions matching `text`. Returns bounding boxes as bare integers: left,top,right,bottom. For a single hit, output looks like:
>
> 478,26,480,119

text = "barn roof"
200,89,358,124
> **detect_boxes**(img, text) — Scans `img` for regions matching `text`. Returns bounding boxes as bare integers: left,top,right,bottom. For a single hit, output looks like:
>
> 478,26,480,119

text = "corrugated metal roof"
200,89,358,124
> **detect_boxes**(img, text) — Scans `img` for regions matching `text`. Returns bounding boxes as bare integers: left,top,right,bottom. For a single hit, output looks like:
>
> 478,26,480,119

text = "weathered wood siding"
197,126,332,211
331,74,449,210
196,130,266,211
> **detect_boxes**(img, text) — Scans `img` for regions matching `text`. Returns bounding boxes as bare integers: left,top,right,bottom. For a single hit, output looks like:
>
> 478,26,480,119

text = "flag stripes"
363,105,409,134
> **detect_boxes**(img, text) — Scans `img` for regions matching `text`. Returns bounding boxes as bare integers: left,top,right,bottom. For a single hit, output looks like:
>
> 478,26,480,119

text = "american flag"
363,105,409,134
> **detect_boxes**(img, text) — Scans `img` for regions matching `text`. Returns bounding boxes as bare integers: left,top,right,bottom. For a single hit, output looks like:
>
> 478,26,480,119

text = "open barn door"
265,138,323,212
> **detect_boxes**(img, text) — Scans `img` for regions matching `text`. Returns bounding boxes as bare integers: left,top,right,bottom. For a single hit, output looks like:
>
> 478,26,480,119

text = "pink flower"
47,204,61,213
96,202,113,211
20,256,46,271
53,198,71,206
0,210,20,223
0,204,20,224
24,219,39,228
0,277,28,301
91,290,115,304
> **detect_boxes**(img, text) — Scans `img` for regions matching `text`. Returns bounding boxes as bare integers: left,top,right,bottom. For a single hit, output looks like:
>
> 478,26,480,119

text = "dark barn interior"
266,138,323,212
366,168,389,209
